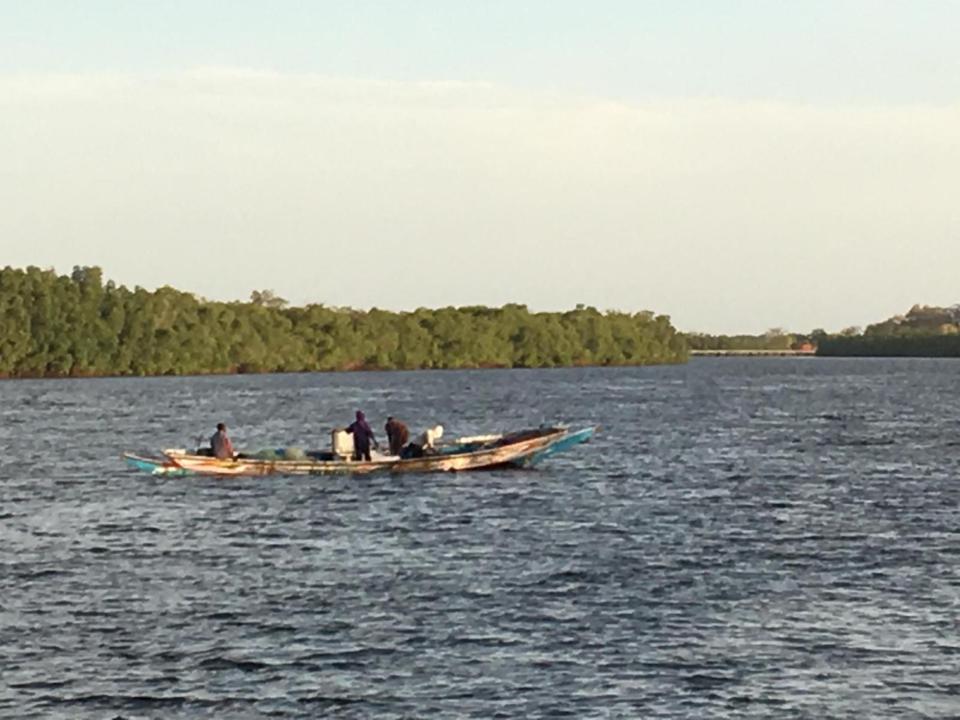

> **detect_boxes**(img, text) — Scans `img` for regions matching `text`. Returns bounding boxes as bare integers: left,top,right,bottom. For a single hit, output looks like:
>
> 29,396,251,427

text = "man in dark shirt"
346,410,376,461
385,416,410,456
210,423,235,459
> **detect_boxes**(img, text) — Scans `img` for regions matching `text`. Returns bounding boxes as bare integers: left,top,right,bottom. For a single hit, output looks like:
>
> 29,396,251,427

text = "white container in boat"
332,429,354,459
418,424,444,449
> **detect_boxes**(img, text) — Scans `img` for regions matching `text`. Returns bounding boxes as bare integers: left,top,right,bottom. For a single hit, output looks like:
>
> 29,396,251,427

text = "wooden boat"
124,425,597,478
164,426,570,477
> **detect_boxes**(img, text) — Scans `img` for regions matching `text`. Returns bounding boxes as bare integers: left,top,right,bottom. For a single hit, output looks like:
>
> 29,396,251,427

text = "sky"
1,1,959,333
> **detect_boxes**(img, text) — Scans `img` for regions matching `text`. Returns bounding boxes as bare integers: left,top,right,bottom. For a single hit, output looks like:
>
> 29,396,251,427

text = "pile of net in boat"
250,447,307,461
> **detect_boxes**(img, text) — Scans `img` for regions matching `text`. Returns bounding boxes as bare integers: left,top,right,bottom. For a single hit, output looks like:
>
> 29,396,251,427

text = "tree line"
817,304,960,357
817,335,960,357
684,328,812,351
0,266,688,378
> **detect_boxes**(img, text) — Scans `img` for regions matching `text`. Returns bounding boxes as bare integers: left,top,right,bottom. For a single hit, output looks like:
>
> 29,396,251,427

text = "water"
2,358,959,718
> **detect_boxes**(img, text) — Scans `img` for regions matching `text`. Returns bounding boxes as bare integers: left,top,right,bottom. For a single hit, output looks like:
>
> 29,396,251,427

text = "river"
2,358,958,718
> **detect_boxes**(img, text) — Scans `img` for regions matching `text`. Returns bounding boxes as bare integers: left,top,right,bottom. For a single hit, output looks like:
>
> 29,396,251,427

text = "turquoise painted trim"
515,426,596,467
124,454,189,476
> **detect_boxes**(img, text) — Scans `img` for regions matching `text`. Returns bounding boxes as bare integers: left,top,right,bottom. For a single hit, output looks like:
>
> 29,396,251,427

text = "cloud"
1,69,958,332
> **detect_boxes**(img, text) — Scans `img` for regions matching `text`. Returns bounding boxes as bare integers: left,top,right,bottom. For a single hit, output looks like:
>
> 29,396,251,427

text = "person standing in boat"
385,416,409,456
210,422,235,459
346,410,377,461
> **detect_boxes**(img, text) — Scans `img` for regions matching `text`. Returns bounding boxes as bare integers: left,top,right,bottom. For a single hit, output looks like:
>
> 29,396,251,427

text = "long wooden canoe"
164,426,568,477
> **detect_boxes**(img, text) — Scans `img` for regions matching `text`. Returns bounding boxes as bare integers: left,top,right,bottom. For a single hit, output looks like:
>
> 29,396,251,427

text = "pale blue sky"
5,0,960,102
2,1,959,332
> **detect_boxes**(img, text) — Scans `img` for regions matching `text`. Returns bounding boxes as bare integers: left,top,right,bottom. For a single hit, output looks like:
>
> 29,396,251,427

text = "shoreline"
0,358,688,382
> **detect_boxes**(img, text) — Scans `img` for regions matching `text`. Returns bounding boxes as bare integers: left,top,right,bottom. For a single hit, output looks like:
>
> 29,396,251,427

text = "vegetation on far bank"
0,265,688,378
817,304,960,357
684,328,822,352
686,304,960,358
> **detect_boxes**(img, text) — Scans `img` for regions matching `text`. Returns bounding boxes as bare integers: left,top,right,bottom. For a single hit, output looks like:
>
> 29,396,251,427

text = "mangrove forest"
0,265,688,378
818,304,960,357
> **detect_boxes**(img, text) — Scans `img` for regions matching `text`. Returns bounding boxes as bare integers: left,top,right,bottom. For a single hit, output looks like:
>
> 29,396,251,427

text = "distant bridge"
690,349,817,357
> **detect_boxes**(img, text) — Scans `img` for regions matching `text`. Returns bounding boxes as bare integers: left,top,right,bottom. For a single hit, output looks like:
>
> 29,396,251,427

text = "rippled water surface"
2,359,960,718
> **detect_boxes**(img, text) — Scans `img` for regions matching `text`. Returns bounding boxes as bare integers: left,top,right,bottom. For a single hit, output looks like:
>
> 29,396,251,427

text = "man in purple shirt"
346,410,377,461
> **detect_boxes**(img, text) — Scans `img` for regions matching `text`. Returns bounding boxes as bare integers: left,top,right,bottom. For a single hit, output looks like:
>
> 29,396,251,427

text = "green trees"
817,335,960,357
0,265,688,378
816,304,960,357
0,268,31,374
685,328,798,351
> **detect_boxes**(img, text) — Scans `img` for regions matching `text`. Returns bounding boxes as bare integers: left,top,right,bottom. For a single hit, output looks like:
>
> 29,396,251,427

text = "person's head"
356,410,365,421
387,416,393,422
216,422,226,432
